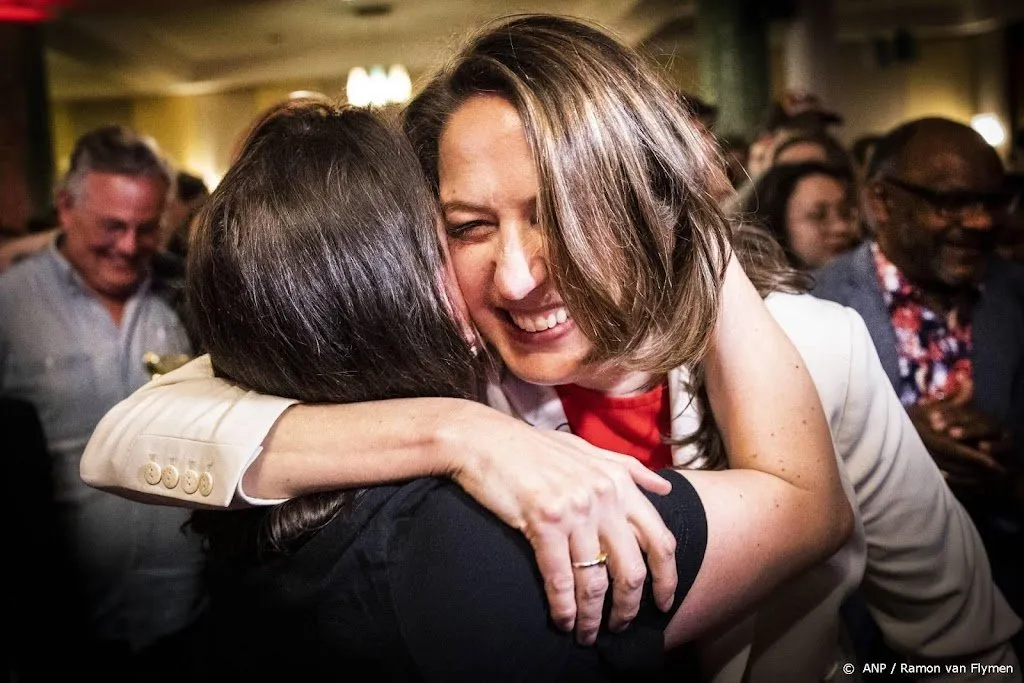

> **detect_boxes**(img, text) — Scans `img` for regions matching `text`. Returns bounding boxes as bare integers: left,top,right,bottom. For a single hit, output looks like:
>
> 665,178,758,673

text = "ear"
55,188,74,224
864,181,890,227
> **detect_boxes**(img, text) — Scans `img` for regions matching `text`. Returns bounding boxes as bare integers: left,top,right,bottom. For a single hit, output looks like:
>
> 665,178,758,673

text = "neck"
572,367,662,396
101,298,129,325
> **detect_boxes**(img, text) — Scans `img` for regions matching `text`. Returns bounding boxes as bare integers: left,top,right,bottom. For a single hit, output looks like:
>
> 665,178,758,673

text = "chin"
499,352,582,387
100,277,143,298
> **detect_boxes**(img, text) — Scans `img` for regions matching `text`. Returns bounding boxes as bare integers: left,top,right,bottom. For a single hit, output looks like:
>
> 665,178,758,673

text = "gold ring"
571,552,608,569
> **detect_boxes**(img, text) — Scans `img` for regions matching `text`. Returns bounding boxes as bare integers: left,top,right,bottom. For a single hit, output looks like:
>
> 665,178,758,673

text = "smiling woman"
80,13,1023,683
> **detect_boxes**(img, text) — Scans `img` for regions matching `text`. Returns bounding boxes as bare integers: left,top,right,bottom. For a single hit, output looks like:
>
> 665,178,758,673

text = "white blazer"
81,292,1021,681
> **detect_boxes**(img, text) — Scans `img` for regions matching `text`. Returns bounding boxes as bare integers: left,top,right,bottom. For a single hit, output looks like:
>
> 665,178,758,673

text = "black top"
207,469,706,682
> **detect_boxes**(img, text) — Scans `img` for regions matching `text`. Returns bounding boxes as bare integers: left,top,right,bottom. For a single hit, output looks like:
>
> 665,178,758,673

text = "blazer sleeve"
80,354,297,508
835,307,1022,680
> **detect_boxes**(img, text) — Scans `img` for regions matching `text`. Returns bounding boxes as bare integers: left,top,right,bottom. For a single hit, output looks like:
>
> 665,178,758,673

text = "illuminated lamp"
346,63,412,107
970,114,1006,147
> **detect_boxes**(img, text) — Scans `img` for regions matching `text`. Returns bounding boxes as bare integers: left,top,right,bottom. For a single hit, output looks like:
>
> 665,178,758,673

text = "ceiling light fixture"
346,64,411,107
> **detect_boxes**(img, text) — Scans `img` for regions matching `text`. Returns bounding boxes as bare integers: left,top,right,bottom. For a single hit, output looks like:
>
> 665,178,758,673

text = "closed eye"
445,220,492,240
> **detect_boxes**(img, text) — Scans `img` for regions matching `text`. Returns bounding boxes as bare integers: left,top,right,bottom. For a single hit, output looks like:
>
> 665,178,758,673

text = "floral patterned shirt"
871,242,976,407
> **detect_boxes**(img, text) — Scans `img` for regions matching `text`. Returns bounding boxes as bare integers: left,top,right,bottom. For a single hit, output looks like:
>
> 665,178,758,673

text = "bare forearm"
243,397,487,499
667,469,830,645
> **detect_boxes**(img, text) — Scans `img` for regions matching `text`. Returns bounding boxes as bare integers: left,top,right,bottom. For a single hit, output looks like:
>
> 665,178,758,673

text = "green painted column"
696,0,771,140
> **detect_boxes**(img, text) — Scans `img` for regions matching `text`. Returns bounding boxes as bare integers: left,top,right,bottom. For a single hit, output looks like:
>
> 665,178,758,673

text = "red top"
554,382,673,470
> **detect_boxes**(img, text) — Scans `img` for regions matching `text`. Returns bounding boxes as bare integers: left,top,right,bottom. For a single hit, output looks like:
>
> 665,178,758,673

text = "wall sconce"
346,64,411,107
971,113,1006,147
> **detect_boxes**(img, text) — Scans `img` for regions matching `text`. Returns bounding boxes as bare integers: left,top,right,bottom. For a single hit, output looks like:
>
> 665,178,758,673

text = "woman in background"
743,161,862,269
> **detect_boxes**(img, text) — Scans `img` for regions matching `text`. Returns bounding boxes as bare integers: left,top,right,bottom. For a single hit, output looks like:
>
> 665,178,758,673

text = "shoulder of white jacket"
764,291,853,330
147,353,216,388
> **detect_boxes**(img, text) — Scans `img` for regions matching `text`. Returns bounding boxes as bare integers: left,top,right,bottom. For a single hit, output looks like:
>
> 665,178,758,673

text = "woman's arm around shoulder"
666,257,854,644
80,350,682,640
81,354,298,507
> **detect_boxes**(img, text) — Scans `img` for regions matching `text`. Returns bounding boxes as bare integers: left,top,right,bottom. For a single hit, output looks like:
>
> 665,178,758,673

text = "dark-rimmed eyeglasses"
881,177,1011,218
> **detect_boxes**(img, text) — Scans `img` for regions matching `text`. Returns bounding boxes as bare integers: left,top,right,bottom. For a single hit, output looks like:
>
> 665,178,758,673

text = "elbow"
791,476,854,565
823,492,855,559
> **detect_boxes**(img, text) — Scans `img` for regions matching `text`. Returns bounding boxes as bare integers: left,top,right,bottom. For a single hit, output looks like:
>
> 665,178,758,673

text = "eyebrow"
440,200,491,214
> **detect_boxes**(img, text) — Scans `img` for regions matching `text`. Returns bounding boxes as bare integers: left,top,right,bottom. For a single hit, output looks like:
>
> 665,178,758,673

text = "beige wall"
649,28,1009,156
53,85,300,189
53,90,259,189
131,95,194,171
655,51,701,97
828,30,1011,158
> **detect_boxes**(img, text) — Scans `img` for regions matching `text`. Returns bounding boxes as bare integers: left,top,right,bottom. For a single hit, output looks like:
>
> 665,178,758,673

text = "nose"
112,228,141,256
822,206,859,240
495,221,546,301
958,204,994,231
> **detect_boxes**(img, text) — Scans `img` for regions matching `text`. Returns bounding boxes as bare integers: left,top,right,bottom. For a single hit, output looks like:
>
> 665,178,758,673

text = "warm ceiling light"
346,64,411,107
971,114,1006,147
368,66,389,105
346,67,371,107
387,65,411,103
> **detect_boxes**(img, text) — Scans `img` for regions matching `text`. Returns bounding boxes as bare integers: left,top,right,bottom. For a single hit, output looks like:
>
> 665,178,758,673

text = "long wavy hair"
405,14,730,375
186,99,479,559
404,14,808,468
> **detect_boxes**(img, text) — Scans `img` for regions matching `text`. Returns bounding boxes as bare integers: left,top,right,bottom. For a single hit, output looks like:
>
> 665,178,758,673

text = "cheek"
899,213,944,250
73,231,109,257
786,219,817,253
448,241,491,313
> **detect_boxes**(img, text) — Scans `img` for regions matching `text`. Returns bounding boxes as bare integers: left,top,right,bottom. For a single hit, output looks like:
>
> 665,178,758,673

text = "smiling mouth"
505,306,571,333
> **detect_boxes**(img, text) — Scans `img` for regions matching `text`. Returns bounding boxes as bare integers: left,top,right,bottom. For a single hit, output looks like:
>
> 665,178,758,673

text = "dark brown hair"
187,99,478,557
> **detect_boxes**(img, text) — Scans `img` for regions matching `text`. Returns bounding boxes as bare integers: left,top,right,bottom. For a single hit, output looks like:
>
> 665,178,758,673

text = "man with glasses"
812,117,1024,627
0,125,207,680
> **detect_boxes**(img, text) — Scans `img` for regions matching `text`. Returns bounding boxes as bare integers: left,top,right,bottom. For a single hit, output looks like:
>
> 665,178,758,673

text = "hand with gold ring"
571,552,608,569
451,421,678,647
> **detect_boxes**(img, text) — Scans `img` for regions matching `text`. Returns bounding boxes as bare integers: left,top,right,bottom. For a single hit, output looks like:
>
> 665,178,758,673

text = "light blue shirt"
0,239,205,649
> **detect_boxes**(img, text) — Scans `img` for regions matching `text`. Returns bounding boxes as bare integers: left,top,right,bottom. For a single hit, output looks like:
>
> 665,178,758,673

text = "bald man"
813,117,1024,632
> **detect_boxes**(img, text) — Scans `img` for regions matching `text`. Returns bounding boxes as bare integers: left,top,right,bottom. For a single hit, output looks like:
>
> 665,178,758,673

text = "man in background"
0,125,208,681
813,117,1024,628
